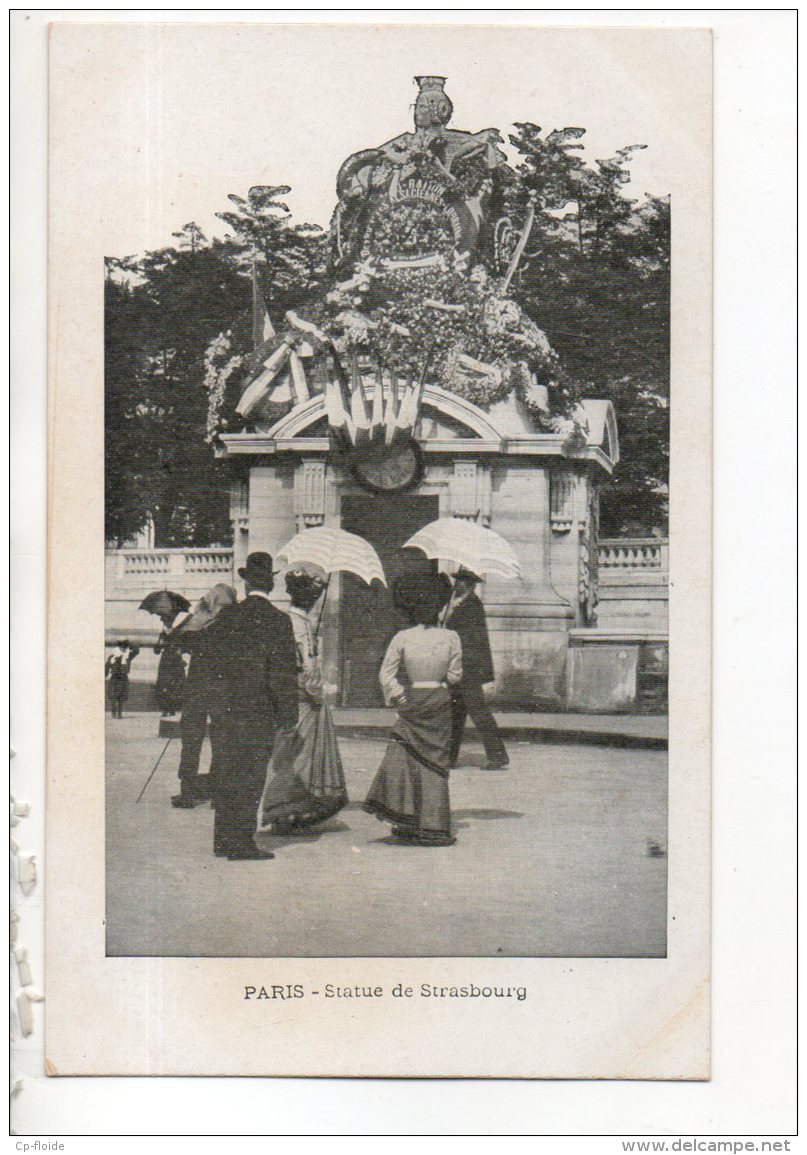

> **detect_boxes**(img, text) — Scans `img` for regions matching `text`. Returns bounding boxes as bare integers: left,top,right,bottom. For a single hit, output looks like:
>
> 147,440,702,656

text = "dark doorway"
339,494,439,706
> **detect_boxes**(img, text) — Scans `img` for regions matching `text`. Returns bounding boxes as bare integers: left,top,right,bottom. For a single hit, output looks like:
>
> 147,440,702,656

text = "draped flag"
251,260,275,350
236,311,327,419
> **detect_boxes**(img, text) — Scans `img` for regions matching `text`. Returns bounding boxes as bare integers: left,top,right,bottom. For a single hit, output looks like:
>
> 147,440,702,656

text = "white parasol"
276,526,387,587
403,518,522,579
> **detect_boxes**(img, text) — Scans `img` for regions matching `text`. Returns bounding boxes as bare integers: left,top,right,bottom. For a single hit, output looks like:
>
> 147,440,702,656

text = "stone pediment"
264,384,505,442
219,388,618,474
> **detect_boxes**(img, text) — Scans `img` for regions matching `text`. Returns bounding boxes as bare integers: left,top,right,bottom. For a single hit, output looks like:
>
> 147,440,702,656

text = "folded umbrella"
403,518,522,579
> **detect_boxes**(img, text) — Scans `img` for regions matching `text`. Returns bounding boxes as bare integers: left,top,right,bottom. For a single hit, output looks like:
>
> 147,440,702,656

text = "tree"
104,235,253,546
105,275,153,544
171,221,207,254
215,185,327,314
507,124,670,533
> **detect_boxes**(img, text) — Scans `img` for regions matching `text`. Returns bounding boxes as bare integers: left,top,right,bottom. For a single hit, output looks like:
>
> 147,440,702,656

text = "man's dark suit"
204,594,299,855
444,591,508,767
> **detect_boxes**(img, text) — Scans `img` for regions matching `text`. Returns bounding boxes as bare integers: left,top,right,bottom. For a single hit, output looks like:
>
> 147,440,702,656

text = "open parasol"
403,518,522,579
276,526,387,587
138,590,192,618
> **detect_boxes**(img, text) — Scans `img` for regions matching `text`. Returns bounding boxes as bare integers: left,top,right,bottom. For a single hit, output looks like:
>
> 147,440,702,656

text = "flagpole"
251,258,263,350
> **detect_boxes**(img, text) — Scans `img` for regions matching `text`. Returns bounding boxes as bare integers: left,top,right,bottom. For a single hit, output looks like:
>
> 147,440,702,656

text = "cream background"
43,20,711,1080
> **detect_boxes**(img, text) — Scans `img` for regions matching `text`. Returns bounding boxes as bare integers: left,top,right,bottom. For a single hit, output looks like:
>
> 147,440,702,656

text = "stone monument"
215,78,619,708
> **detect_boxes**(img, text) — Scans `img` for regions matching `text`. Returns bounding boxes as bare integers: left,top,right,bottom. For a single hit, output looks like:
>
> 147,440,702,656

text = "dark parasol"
138,590,191,618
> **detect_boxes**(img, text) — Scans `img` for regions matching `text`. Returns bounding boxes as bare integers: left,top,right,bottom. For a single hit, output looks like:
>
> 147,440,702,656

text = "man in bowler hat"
204,552,299,860
443,568,509,771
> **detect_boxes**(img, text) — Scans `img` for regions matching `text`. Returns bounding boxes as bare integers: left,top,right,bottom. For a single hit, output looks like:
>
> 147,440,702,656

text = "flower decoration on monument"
223,76,579,443
204,330,246,443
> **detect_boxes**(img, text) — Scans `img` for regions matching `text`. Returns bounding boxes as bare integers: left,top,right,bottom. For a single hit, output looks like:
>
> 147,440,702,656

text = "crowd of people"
108,551,509,860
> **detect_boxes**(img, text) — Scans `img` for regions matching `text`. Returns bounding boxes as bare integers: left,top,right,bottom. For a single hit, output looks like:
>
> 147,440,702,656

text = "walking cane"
135,737,173,803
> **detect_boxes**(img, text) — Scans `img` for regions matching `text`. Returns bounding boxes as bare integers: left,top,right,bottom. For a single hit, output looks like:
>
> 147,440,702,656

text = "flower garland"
221,190,579,430
319,259,574,421
204,331,245,442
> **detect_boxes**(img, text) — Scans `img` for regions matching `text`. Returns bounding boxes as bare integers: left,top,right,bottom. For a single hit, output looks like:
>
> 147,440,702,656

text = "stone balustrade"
595,538,668,634
598,539,668,572
108,541,667,586
106,548,236,647
112,547,234,583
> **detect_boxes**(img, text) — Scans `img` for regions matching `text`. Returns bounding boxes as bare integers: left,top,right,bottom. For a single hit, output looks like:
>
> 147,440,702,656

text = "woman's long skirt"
155,646,185,713
257,700,348,831
363,687,452,836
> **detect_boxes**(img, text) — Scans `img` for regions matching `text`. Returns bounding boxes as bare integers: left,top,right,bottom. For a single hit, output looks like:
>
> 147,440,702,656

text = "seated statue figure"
332,76,511,266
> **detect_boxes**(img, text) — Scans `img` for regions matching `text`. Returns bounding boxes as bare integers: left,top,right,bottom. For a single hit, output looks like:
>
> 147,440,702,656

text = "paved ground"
106,714,668,959
332,708,667,747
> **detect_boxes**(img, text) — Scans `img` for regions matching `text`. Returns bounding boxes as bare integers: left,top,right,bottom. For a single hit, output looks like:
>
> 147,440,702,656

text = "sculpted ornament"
223,78,567,445
332,75,512,268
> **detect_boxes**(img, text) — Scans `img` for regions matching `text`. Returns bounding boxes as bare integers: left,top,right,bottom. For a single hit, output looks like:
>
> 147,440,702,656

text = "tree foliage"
506,124,669,533
215,185,327,310
105,236,254,545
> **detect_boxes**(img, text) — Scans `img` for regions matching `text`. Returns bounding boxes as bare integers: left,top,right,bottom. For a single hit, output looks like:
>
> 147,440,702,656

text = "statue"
332,76,512,268
230,78,560,442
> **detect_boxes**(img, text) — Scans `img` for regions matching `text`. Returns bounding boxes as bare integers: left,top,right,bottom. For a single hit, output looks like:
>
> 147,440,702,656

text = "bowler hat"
238,551,277,587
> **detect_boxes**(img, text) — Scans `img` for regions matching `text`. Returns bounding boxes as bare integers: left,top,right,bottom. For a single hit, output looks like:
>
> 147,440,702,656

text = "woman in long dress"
153,609,187,717
257,570,348,832
363,573,462,847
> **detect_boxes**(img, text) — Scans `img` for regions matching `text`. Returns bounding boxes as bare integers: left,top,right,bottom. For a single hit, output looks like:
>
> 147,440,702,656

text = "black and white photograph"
103,54,670,962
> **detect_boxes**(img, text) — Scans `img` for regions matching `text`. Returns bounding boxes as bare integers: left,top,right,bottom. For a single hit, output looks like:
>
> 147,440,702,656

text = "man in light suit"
443,568,509,771
205,552,299,860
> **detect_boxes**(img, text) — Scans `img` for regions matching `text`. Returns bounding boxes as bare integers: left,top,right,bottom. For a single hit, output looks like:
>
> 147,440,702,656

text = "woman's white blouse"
379,625,463,705
288,606,318,674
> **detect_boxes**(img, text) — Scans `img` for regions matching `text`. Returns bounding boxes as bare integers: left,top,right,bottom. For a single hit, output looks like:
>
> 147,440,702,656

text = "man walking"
443,568,509,771
205,552,299,860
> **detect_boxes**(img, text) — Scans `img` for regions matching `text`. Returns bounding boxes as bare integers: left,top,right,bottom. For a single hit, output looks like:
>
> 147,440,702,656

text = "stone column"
229,478,250,576
548,465,588,623
484,461,574,707
245,463,296,596
293,459,326,531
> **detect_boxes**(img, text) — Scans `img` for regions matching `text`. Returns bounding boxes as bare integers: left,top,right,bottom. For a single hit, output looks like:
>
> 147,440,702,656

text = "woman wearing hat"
257,569,348,832
363,572,462,847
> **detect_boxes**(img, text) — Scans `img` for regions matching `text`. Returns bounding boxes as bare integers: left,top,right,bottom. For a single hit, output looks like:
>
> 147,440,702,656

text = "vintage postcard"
45,21,711,1078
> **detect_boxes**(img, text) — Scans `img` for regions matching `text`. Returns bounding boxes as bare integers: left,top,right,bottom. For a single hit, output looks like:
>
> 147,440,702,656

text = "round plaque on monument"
348,438,424,494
